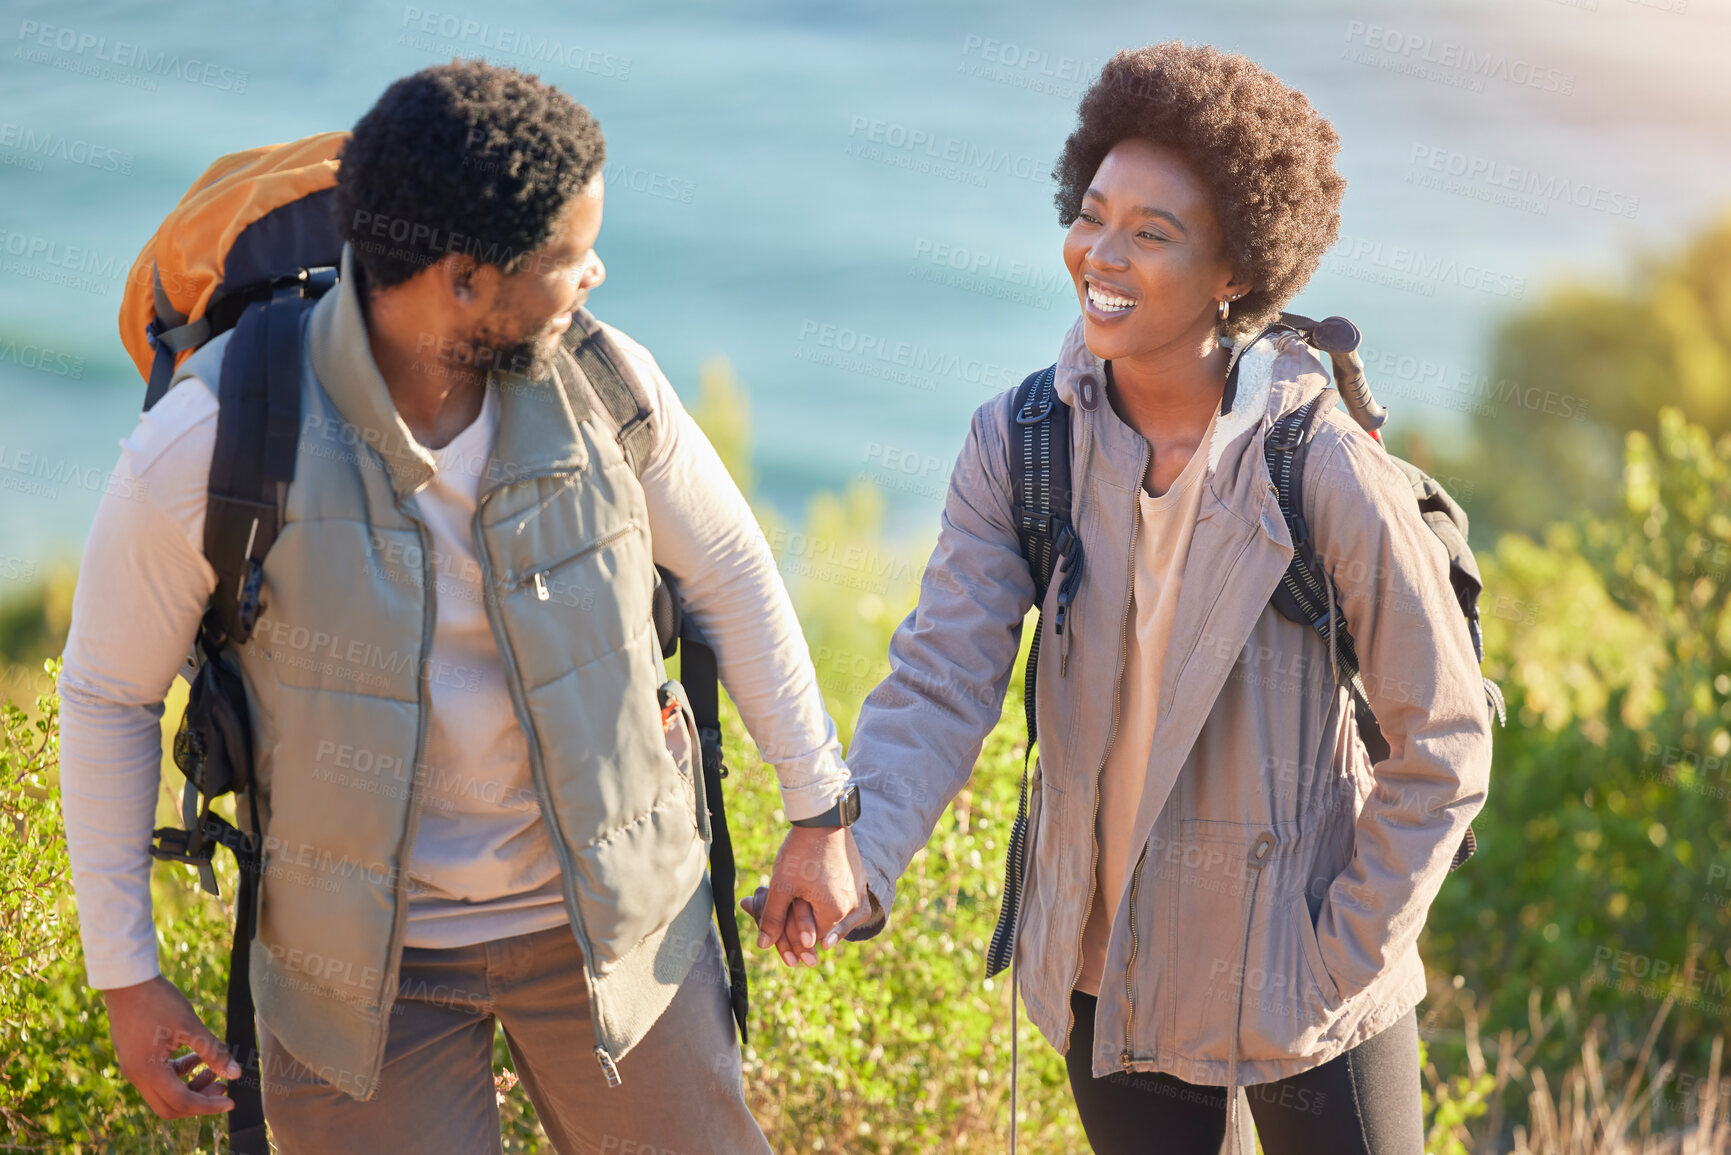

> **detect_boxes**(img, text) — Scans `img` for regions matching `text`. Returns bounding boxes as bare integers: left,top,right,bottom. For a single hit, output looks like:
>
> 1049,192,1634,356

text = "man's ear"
443,252,482,307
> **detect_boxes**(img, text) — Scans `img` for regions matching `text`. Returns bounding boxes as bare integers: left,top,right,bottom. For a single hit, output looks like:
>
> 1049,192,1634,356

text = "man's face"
459,176,607,380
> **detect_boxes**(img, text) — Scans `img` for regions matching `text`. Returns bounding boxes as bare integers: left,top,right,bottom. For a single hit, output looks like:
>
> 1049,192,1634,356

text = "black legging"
1065,990,1424,1155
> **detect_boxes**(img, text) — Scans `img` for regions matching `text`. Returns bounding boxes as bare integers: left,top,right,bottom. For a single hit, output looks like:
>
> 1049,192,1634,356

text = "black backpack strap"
987,365,1080,978
561,307,655,476
203,283,318,649
208,285,315,1155
680,624,749,1044
1265,396,1477,871
154,276,321,1155
1266,396,1363,685
650,565,748,1042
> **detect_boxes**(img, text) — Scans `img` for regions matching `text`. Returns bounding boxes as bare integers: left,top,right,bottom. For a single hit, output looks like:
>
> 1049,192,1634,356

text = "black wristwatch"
790,783,861,828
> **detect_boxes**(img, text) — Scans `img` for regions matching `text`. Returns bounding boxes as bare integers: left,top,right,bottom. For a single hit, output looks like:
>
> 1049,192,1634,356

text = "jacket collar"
307,244,590,502
1049,314,1333,479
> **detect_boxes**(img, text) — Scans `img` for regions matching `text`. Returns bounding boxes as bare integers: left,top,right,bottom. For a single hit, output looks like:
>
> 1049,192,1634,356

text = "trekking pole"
1306,316,1386,441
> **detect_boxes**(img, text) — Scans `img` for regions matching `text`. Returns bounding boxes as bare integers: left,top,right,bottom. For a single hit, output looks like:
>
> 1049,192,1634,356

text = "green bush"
1422,407,1731,1108
1,662,237,1153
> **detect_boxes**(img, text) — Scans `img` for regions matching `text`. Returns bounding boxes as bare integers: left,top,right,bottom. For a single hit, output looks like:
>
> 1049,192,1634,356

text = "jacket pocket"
1293,890,1343,1010
1159,824,1342,1067
1227,886,1344,1063
657,678,708,843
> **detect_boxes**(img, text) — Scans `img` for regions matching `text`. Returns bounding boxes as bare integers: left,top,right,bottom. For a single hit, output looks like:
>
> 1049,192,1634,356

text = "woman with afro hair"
751,40,1491,1155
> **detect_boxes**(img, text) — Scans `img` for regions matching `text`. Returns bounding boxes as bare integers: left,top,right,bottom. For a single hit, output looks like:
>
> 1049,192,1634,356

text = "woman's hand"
740,826,871,966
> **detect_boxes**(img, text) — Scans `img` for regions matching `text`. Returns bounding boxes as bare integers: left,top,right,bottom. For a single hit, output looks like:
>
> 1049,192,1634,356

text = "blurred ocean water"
2,0,1729,566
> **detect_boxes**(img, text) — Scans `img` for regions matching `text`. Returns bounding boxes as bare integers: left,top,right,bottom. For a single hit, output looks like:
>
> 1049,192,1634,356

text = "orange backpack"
120,131,347,406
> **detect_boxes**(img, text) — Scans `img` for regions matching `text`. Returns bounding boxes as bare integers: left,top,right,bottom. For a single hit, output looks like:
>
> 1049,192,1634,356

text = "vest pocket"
656,678,707,843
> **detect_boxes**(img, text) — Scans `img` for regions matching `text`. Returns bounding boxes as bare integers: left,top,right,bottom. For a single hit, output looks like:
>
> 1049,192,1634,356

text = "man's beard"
465,316,564,381
493,333,562,381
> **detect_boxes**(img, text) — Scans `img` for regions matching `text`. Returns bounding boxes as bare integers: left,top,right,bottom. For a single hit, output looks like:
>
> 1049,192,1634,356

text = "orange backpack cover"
119,132,348,391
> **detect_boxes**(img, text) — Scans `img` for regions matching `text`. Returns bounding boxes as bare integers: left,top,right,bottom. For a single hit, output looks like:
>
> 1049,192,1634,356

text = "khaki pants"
258,922,770,1155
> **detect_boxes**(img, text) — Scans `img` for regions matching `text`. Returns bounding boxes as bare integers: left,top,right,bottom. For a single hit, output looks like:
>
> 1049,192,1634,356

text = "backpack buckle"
1266,414,1307,451
1016,389,1054,424
1053,521,1075,556
235,559,266,641
149,825,213,866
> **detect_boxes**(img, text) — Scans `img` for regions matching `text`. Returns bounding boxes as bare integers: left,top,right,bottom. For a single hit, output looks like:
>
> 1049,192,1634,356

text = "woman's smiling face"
1062,137,1244,362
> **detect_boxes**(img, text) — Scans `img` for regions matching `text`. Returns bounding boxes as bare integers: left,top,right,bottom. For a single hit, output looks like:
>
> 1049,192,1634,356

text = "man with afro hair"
61,59,869,1153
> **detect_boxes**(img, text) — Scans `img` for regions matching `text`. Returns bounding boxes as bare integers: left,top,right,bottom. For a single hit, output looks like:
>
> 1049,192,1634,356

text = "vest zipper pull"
532,571,550,601
594,1044,622,1088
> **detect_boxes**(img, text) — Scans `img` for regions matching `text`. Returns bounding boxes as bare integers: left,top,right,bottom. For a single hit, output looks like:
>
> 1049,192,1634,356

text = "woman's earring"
1218,297,1231,321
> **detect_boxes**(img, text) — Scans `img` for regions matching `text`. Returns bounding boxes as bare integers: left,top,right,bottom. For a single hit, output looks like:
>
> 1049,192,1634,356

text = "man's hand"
739,825,869,967
102,974,241,1119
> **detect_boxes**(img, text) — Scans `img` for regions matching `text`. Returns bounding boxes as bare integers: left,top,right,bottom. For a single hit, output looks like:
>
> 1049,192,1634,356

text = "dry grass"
1422,983,1731,1155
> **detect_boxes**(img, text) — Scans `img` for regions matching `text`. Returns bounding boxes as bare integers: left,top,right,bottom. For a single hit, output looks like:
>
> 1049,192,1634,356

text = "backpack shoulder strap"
1265,399,1482,871
987,364,1080,979
560,308,655,477
203,286,317,648
1006,365,1072,611
165,277,324,1155
1266,394,1365,689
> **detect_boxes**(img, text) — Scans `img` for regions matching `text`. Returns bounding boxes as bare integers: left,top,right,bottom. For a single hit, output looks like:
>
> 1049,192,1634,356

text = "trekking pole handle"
1328,349,1387,438
1306,316,1387,438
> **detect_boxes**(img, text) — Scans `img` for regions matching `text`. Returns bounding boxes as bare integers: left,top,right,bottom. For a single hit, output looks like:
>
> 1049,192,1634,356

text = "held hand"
740,826,869,967
102,974,242,1119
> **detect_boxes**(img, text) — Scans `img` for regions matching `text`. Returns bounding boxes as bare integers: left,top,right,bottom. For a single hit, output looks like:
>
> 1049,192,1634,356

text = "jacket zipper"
1062,436,1148,1054
516,521,638,599
473,469,622,1083
1121,843,1149,1064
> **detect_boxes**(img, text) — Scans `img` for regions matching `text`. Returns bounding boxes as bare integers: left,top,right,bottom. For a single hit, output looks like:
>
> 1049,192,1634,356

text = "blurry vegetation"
0,570,72,673
1423,406,1731,1148
8,215,1731,1149
1440,210,1731,541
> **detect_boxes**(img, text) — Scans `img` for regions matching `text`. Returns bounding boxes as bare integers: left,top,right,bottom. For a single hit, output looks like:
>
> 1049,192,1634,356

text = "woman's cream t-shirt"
1075,410,1216,998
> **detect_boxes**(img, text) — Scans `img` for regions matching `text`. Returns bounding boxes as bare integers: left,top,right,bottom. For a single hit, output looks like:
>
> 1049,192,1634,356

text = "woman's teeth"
1087,283,1136,312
